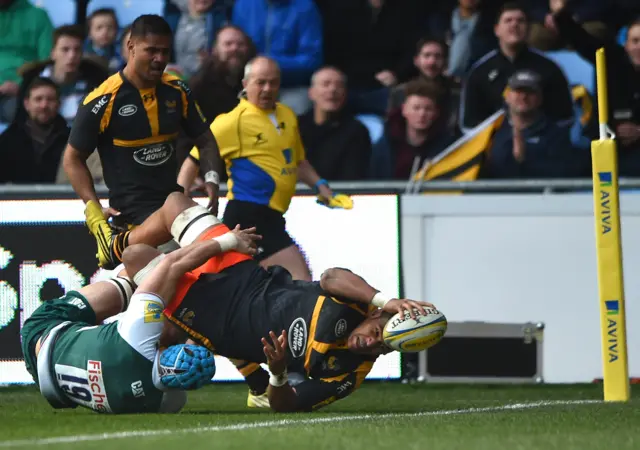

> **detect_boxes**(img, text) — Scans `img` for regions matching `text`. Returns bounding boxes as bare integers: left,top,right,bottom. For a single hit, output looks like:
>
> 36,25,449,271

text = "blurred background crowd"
0,0,639,185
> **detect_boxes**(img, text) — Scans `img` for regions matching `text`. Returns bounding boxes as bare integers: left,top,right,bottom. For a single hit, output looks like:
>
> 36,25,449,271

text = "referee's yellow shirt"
190,98,305,213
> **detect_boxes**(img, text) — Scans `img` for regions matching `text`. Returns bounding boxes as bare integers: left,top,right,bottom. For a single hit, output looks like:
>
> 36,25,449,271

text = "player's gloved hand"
382,299,436,320
262,330,288,376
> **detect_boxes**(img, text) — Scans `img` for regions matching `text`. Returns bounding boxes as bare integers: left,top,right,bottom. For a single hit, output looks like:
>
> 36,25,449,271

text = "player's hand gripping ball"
383,308,447,352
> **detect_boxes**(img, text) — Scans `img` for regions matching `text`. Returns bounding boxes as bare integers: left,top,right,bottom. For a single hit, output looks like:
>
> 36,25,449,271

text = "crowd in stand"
0,0,639,185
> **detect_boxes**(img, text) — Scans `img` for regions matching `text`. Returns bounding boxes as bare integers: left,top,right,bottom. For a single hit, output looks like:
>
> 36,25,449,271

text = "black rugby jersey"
69,71,209,223
173,261,377,411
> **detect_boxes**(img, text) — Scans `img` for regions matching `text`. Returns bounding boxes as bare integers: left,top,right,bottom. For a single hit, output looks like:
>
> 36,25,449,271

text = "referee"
178,56,352,281
63,15,224,269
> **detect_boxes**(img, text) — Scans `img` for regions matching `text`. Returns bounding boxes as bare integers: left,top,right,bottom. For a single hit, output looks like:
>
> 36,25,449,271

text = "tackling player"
20,226,260,414
177,56,352,282
120,191,433,412
62,14,224,269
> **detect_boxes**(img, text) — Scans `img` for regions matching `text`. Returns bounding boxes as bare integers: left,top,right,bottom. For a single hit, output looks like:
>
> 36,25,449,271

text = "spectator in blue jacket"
481,70,585,179
232,0,322,114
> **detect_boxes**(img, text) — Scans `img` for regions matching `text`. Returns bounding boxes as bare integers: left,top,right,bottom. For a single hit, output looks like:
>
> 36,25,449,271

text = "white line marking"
0,400,600,448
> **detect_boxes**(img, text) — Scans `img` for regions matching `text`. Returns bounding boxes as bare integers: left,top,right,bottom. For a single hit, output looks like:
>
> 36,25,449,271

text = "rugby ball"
383,308,447,352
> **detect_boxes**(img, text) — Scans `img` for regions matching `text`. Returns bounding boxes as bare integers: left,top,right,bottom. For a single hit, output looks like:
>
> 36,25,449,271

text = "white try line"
0,400,600,448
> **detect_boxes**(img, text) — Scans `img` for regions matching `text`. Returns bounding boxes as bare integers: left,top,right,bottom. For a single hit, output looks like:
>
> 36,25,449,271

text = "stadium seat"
544,50,595,94
32,0,76,27
87,0,164,26
356,114,385,145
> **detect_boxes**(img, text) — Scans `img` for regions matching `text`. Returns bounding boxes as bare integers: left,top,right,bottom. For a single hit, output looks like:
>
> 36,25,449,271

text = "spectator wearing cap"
0,77,69,184
550,0,640,176
459,2,573,133
298,66,372,181
481,70,583,179
373,79,455,179
232,0,322,115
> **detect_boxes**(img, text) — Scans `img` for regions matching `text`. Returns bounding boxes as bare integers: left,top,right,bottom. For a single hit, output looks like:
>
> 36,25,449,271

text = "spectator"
316,0,422,116
0,0,54,123
84,8,121,73
389,38,460,136
298,66,372,181
176,25,254,168
447,0,491,78
232,0,323,115
529,0,612,51
171,0,232,80
480,70,583,179
17,25,108,125
117,25,133,70
0,77,69,184
459,2,573,132
550,0,640,176
373,80,455,179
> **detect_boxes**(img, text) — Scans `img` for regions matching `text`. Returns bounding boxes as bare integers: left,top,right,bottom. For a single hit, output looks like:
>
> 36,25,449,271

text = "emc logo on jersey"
281,148,296,176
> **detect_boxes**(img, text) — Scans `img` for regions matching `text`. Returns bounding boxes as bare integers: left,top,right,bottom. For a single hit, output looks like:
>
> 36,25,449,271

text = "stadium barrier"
1,179,640,385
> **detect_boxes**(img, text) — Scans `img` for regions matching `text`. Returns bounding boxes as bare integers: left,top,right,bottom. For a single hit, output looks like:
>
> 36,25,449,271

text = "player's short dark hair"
130,15,172,40
496,1,530,24
87,7,118,28
414,36,449,60
53,25,86,47
404,79,443,106
25,77,60,99
121,23,133,40
628,16,640,30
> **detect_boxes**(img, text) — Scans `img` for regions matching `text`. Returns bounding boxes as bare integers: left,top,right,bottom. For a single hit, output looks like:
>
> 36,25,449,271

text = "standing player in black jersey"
119,191,434,412
62,15,224,269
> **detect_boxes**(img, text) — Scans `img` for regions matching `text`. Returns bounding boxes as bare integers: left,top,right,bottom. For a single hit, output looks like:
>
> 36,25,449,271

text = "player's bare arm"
62,145,98,204
262,330,298,413
192,128,224,214
320,268,434,318
177,157,200,193
125,225,260,302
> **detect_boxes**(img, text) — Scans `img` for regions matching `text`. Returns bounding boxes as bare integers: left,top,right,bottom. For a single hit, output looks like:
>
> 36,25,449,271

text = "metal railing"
2,178,640,200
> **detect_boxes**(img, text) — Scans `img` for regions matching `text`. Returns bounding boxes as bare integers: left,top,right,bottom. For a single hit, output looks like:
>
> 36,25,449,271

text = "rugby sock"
112,231,131,261
107,275,135,311
170,205,221,247
233,361,269,394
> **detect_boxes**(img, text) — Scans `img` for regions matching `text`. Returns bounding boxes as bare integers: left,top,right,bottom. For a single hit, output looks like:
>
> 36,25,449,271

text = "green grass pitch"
0,382,638,449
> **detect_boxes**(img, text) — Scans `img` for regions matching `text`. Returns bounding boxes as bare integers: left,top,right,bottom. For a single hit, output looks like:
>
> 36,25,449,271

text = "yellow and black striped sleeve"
166,78,209,139
292,361,374,412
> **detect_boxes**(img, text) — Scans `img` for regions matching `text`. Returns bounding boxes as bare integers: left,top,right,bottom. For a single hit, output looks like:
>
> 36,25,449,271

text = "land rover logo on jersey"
118,104,138,117
335,319,347,338
288,317,307,358
133,144,173,166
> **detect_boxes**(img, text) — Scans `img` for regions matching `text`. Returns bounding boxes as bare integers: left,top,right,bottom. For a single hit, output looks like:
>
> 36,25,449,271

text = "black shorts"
223,200,294,261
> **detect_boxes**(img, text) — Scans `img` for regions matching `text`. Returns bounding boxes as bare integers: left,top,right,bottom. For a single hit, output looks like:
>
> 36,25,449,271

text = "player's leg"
21,268,135,383
223,200,312,281
260,244,312,281
88,192,220,269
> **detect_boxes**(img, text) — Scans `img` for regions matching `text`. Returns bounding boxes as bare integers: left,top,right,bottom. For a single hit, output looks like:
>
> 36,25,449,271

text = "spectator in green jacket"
0,0,54,123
